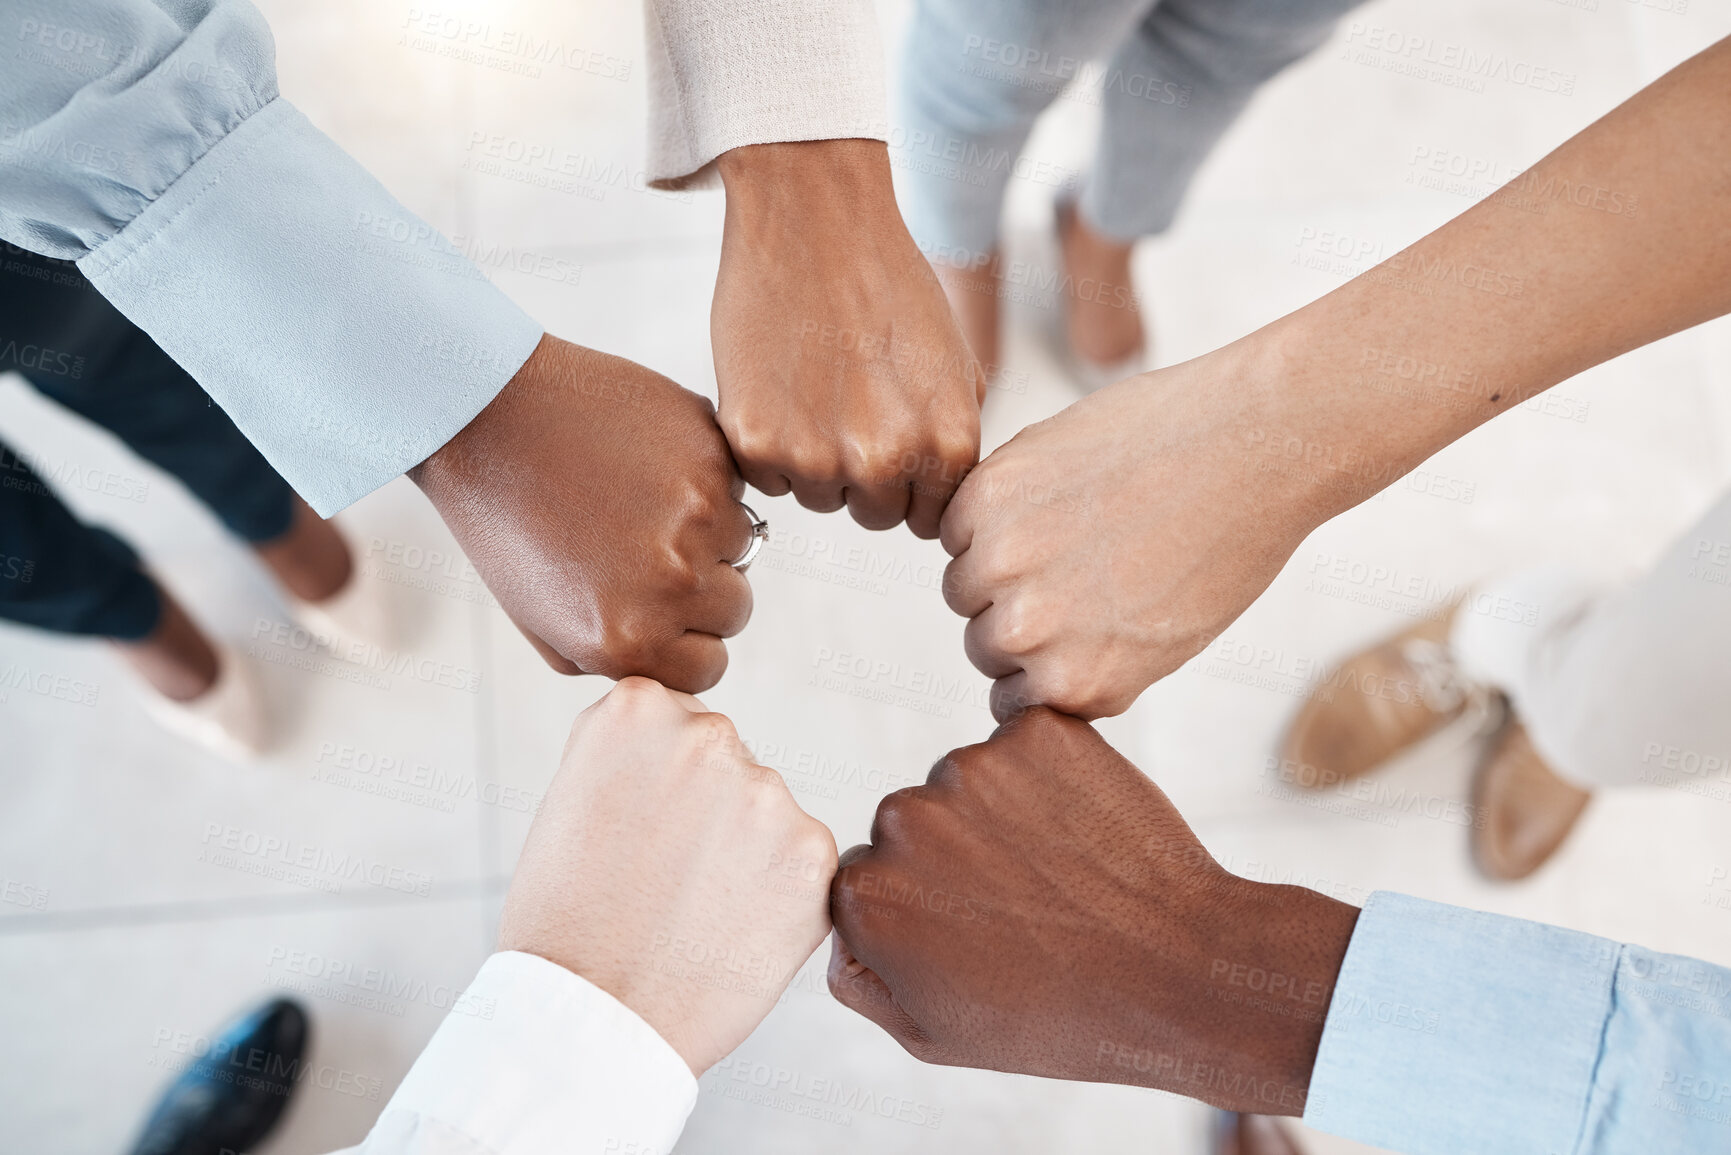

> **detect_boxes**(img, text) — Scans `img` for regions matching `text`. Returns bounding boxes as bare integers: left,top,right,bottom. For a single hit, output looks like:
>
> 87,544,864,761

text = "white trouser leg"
1451,489,1731,790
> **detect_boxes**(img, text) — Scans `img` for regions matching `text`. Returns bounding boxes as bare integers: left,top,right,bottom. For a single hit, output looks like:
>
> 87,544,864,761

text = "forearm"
1233,35,1731,520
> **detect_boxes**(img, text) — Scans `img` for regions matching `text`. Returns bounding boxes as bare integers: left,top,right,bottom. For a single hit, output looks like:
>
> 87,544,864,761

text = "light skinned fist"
712,140,984,540
939,348,1331,720
411,335,755,693
828,707,1359,1114
498,677,838,1075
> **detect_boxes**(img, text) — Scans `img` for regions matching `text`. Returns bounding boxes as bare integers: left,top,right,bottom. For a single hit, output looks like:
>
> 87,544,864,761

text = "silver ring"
731,503,769,571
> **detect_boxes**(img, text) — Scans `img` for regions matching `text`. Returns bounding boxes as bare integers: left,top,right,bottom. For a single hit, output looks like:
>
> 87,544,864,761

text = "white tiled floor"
4,1,1731,1152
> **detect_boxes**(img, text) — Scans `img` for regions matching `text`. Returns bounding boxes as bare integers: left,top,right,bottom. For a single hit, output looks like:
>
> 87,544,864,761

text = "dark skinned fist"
828,707,1360,1115
411,334,754,692
713,139,984,539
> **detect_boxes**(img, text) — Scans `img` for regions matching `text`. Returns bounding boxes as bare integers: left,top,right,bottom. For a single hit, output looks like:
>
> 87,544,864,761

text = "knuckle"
605,675,665,710
687,711,739,754
600,619,661,673
785,448,841,486
990,600,1041,656
843,439,909,487
872,787,935,844
795,822,840,881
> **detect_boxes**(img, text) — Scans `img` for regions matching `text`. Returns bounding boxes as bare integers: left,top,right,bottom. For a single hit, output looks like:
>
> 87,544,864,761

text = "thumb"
826,932,936,1059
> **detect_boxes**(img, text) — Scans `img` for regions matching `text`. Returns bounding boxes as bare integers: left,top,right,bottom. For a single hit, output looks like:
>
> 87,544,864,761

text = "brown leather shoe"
1213,1112,1308,1155
1279,614,1487,789
1472,721,1591,881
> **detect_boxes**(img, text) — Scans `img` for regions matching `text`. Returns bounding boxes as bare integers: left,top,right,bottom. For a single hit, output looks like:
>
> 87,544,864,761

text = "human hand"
828,707,1358,1114
712,139,983,539
499,678,838,1074
939,344,1348,720
410,335,754,692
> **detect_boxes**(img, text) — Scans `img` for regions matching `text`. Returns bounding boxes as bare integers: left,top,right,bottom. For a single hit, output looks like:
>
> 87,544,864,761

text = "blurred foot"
253,497,352,603
1473,721,1591,881
129,998,310,1155
933,249,1003,384
114,583,269,758
255,500,391,650
1055,197,1145,385
112,586,219,702
136,640,269,760
1213,1112,1308,1155
1279,613,1495,789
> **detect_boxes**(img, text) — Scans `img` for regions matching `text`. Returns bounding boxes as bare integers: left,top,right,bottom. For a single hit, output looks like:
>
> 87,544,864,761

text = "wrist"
716,139,902,230
1194,875,1360,1115
1214,310,1431,528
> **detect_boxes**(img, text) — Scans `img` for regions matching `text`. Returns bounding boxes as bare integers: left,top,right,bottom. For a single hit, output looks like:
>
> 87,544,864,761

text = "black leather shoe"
129,998,311,1155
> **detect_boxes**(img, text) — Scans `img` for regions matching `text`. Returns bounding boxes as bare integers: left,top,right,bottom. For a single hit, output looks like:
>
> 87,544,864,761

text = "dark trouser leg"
0,439,160,639
0,246,297,544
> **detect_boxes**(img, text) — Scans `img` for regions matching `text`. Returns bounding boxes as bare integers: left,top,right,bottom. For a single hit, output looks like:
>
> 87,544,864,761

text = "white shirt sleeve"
643,0,890,189
333,951,699,1155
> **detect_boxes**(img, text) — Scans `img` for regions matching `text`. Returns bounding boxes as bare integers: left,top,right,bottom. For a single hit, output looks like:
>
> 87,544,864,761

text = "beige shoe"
1472,721,1591,881
1279,614,1495,789
291,569,393,655
138,642,269,760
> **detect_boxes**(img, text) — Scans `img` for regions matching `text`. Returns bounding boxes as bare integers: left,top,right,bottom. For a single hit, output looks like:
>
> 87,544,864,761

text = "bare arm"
941,36,1731,721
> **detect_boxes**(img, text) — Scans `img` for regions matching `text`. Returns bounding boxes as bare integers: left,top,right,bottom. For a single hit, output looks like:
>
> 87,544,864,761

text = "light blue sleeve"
0,1,543,514
1304,891,1731,1154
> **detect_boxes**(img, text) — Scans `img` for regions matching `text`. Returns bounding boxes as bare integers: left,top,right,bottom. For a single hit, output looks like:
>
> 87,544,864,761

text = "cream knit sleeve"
644,0,890,189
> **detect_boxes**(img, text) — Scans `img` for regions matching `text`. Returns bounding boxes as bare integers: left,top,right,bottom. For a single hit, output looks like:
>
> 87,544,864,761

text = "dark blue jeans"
0,242,296,640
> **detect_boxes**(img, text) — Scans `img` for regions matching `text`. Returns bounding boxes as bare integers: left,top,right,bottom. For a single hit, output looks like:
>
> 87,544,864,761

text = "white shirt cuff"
361,951,698,1155
77,97,543,515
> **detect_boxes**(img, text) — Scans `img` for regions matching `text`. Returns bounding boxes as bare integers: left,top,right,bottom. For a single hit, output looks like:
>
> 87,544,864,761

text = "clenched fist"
411,335,755,692
500,678,838,1074
713,140,983,539
940,350,1334,720
828,708,1359,1114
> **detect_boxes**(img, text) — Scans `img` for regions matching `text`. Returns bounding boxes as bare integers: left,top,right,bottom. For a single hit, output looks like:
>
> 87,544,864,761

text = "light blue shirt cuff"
1305,892,1731,1155
1305,891,1615,1153
76,96,543,515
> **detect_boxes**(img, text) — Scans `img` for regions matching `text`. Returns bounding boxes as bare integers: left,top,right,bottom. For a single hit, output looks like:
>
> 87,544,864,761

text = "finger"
903,444,970,542
739,462,794,498
843,478,912,533
686,563,754,639
836,842,873,871
666,688,709,713
941,551,995,619
787,474,847,515
938,473,982,558
989,670,1039,724
642,631,731,695
825,932,933,1054
905,474,956,541
709,496,758,567
962,604,1026,680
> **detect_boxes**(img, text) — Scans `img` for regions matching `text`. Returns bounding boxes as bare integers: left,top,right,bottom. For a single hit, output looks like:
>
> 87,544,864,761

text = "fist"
412,335,756,692
828,708,1358,1113
500,678,838,1074
713,140,982,539
940,361,1320,719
